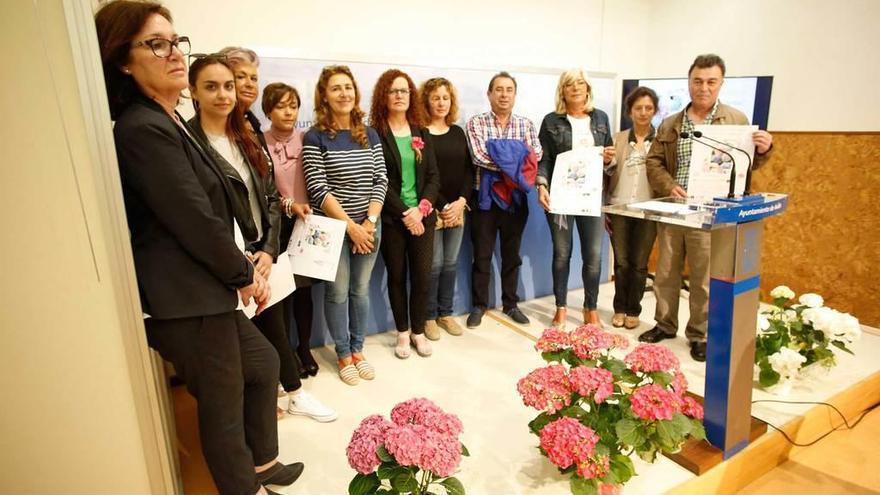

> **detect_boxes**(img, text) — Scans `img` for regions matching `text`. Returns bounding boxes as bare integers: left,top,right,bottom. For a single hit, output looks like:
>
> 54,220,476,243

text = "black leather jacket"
189,116,282,259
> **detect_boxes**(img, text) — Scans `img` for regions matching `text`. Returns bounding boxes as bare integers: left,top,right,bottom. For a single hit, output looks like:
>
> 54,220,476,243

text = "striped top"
302,127,388,223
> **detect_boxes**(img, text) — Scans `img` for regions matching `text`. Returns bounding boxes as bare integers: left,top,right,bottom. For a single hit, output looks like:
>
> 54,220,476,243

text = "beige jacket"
645,103,773,197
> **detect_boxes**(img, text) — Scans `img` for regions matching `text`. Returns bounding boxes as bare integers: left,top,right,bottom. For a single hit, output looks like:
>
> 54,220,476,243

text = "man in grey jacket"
640,53,774,362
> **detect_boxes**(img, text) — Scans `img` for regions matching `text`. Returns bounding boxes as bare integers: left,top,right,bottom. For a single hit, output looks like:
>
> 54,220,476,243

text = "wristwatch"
367,215,378,224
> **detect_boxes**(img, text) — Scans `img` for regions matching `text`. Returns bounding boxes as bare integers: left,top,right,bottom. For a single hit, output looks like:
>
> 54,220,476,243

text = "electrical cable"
750,399,880,447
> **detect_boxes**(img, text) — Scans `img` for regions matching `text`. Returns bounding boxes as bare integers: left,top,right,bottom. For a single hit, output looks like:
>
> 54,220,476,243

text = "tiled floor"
172,283,880,494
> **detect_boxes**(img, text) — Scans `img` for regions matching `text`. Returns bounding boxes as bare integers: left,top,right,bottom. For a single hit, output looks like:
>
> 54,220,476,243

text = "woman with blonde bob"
419,77,472,339
536,68,615,329
302,65,388,385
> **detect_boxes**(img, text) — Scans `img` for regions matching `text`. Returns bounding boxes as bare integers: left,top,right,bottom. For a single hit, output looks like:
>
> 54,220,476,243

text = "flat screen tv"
619,76,773,131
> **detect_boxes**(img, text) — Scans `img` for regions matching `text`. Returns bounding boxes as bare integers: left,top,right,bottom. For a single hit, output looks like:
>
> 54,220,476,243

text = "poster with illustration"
687,125,757,200
287,214,346,281
549,146,604,217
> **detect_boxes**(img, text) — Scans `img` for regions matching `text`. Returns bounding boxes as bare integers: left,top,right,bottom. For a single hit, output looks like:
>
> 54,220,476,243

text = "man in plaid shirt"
465,72,543,328
642,54,774,362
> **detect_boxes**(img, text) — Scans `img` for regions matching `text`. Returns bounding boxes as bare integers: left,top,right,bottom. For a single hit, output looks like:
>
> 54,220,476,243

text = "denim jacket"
536,109,614,188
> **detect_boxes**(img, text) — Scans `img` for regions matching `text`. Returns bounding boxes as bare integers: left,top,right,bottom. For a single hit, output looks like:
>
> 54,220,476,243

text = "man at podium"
639,54,774,361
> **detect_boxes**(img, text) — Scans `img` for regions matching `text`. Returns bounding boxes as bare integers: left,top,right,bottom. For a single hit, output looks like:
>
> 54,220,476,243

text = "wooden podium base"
665,394,767,475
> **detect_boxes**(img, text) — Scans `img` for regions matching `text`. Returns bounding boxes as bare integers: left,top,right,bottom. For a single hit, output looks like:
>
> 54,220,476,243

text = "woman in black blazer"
95,2,301,494
369,69,440,359
188,55,336,423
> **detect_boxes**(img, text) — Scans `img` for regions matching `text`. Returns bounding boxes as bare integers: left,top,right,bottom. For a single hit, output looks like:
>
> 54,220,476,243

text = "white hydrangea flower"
768,348,807,381
770,285,796,300
832,312,861,343
757,313,771,332
798,293,824,308
780,309,798,324
802,307,837,339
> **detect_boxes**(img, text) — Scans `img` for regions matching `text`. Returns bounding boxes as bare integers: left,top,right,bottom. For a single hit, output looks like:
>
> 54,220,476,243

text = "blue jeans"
547,213,603,309
324,223,381,359
426,225,465,319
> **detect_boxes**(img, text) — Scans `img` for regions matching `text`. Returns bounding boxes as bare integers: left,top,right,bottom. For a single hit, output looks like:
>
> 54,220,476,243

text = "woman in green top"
369,69,440,359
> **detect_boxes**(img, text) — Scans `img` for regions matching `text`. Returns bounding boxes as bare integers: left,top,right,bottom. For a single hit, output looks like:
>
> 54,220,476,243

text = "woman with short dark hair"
94,1,301,493
607,86,659,330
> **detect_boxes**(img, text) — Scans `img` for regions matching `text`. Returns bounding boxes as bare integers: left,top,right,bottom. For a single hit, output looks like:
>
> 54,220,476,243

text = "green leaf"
377,463,406,480
560,405,588,420
542,350,565,363
461,443,470,456
671,413,693,437
603,358,627,376
440,476,466,495
390,471,418,493
831,340,855,355
636,444,658,463
689,420,706,441
610,454,635,483
655,419,679,450
649,371,672,387
377,444,394,463
529,412,553,435
570,476,599,495
759,367,780,387
349,472,380,495
615,418,646,447
619,369,641,385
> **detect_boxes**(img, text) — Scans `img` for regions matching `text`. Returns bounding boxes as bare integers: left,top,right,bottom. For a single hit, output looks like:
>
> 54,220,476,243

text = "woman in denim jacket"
537,68,615,329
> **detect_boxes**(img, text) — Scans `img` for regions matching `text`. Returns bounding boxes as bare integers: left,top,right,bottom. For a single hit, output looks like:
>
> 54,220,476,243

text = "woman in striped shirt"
302,65,388,385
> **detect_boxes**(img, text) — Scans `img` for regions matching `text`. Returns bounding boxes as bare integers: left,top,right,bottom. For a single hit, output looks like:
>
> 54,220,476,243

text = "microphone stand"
679,132,739,198
693,130,754,196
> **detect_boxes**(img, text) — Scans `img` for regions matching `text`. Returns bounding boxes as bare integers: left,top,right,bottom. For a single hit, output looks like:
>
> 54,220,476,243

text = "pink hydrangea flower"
624,343,680,373
569,324,616,359
611,333,630,350
384,423,428,467
417,428,462,477
576,453,610,480
346,414,393,474
391,398,464,437
538,417,600,470
569,366,614,404
536,327,571,353
680,396,704,420
517,365,572,414
671,370,688,396
630,384,682,422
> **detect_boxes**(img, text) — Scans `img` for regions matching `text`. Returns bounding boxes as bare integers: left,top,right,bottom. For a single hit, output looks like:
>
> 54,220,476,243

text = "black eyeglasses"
131,36,191,58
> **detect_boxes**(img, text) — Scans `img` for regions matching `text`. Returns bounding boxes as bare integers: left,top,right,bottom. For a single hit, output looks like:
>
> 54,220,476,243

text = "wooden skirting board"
665,371,880,495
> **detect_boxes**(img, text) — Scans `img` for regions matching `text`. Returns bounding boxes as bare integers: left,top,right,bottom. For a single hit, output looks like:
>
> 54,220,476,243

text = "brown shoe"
436,316,463,336
584,309,604,328
611,313,625,327
624,315,640,329
424,320,442,341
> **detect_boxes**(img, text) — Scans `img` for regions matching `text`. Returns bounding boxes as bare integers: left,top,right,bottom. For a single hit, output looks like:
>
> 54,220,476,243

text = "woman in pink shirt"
261,83,319,378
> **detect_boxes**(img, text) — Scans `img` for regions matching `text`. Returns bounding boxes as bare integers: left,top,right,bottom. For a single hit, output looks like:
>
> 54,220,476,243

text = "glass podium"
603,193,788,459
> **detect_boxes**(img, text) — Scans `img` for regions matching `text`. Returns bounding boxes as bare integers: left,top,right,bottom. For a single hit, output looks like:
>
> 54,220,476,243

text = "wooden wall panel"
752,132,880,327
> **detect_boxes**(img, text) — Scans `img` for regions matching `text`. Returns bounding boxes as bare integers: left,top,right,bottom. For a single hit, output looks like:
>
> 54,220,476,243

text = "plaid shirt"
466,111,543,190
675,100,719,190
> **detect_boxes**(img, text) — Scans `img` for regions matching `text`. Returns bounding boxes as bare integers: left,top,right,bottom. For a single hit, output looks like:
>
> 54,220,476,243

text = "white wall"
167,0,876,131
0,1,163,493
639,0,879,131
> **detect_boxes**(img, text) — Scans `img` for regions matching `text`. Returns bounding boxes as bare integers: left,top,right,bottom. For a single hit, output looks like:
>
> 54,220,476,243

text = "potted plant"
517,324,705,494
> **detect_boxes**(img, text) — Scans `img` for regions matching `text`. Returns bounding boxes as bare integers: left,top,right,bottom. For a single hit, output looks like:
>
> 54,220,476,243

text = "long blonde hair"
554,68,594,114
313,65,369,148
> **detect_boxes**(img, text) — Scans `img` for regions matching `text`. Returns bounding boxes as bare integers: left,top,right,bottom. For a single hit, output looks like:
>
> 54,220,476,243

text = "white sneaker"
287,390,338,422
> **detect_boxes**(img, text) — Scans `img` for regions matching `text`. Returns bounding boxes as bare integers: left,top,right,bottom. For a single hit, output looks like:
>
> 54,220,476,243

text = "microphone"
693,130,754,195
679,131,738,198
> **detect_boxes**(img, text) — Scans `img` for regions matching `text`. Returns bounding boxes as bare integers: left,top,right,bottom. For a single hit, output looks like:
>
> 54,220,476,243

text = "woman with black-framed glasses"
95,1,302,493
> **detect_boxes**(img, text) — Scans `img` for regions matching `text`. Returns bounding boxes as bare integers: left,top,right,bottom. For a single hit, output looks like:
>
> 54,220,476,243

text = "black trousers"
252,299,301,392
146,311,279,495
471,202,528,311
609,215,657,316
380,219,435,334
